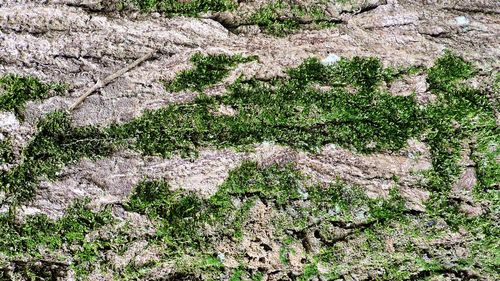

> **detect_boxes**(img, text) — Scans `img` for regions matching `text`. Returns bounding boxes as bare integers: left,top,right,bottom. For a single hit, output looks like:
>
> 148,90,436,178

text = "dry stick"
68,50,156,111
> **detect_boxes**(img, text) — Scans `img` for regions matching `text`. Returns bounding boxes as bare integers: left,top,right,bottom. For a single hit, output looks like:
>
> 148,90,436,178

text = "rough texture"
1,0,498,129
23,140,431,219
0,0,499,280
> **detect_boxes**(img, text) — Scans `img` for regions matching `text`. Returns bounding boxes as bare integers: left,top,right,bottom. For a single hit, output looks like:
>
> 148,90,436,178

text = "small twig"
68,50,156,111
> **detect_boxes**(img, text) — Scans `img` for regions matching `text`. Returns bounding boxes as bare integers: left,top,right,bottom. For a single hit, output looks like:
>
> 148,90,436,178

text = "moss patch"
0,200,113,279
164,53,257,92
1,157,498,279
0,139,14,164
128,0,236,16
120,162,411,279
422,52,497,221
127,0,336,36
0,74,65,117
0,52,498,279
120,55,422,159
1,111,115,203
1,52,493,210
126,180,207,254
248,0,335,36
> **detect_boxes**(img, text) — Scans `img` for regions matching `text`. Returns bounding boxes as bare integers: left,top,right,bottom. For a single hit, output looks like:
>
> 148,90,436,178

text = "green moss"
228,267,244,281
120,261,161,280
1,111,115,203
407,52,499,280
232,198,256,240
121,56,422,159
125,180,206,253
248,1,334,36
0,139,14,164
212,161,303,207
368,189,407,221
116,163,309,277
3,154,497,279
251,271,264,281
2,51,495,249
208,162,304,238
1,53,464,207
0,54,424,205
165,53,257,93
472,130,499,193
287,56,385,90
427,50,475,91
130,0,236,16
298,263,319,281
422,51,496,223
127,0,336,36
454,216,500,277
1,52,498,279
117,162,411,278
248,1,300,36
227,266,265,281
107,168,294,278
0,74,65,117
382,65,426,84
0,200,113,278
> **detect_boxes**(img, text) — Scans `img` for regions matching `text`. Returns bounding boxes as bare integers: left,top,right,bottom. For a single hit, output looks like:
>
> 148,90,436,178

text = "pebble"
217,252,225,262
321,53,340,65
0,112,19,131
455,16,470,27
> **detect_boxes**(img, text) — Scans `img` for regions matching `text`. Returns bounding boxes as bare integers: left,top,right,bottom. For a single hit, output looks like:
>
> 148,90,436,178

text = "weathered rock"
23,140,432,218
1,1,498,279
1,0,498,129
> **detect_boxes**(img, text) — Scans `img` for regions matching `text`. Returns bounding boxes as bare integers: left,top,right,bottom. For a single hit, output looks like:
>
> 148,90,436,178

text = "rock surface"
0,0,498,280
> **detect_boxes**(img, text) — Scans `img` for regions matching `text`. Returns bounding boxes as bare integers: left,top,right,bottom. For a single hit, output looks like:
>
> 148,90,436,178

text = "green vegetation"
127,0,335,36
0,74,65,117
0,51,497,279
472,132,499,194
121,55,422,160
1,52,493,210
126,180,207,254
417,52,498,279
129,0,236,16
122,162,411,279
1,111,115,203
421,51,497,220
0,139,14,164
0,161,413,279
164,53,257,92
248,0,334,36
0,200,113,279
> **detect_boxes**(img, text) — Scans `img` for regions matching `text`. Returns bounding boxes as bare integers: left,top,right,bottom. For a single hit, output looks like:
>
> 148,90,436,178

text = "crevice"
419,31,451,38
1,258,70,280
53,54,103,61
440,6,500,16
407,267,483,281
364,22,416,30
319,221,376,246
207,14,344,36
340,3,382,17
0,27,49,36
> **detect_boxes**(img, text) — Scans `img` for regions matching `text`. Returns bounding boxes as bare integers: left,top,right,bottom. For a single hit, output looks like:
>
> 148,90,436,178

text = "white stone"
0,112,19,132
321,54,341,65
455,16,470,26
